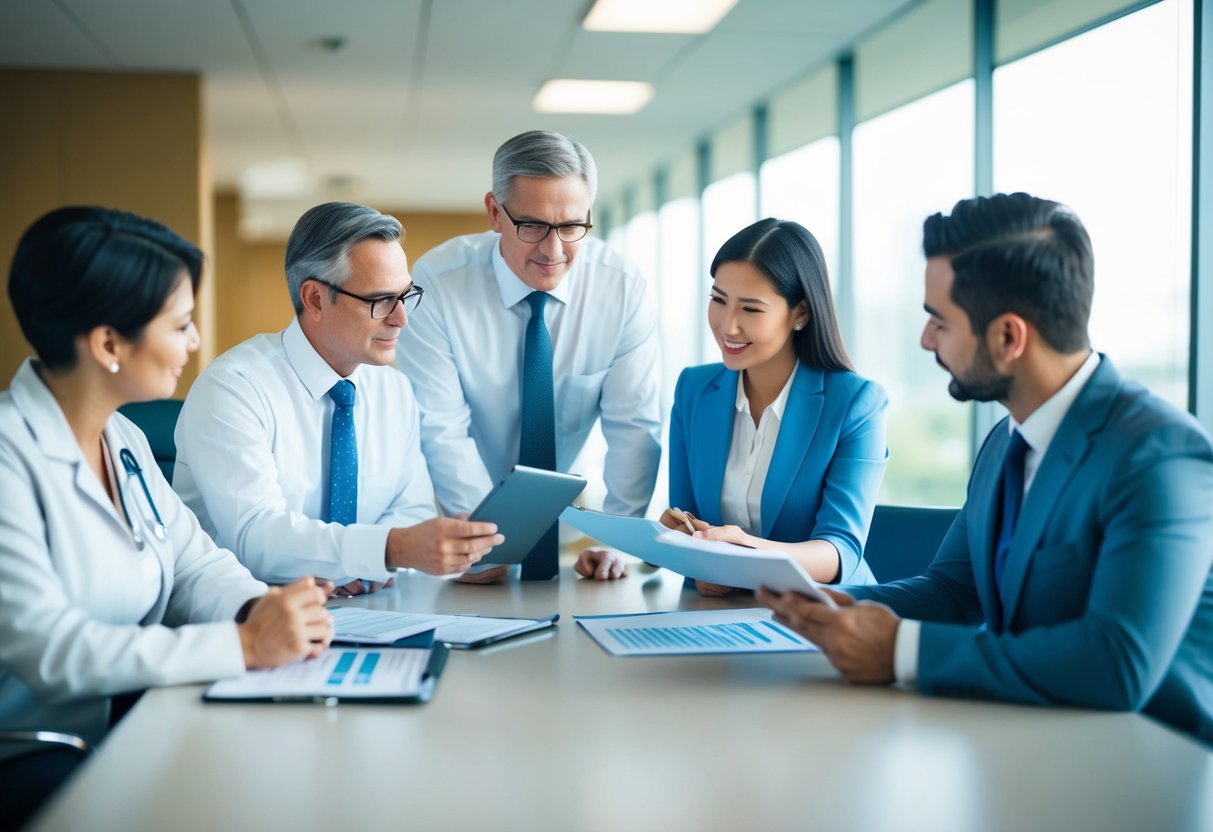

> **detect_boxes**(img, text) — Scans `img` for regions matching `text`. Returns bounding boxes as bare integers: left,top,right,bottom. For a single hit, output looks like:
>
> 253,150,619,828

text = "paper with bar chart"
574,608,818,657
205,647,429,700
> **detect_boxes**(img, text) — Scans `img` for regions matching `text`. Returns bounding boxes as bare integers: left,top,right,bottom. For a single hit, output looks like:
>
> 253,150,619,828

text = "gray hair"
284,202,403,314
491,130,598,204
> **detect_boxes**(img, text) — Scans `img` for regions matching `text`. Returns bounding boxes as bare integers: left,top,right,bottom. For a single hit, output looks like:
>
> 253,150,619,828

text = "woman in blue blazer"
668,218,887,591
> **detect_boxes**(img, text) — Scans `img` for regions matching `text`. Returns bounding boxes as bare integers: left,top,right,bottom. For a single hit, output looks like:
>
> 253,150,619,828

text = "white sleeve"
598,269,662,517
0,441,247,704
175,368,392,584
395,260,494,515
894,618,922,685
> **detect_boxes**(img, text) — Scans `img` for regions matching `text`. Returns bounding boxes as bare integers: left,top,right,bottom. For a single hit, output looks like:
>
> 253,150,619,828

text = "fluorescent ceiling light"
533,80,654,114
583,0,738,34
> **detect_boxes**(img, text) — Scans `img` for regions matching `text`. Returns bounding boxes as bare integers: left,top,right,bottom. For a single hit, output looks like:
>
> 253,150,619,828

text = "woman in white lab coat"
0,207,333,823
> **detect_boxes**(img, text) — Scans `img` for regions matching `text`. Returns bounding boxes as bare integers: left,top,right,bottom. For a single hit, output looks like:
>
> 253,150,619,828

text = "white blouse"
720,370,796,534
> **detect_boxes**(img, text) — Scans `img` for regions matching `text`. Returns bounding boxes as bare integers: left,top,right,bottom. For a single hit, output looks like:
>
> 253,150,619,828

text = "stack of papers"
575,609,817,657
327,606,556,649
561,507,836,607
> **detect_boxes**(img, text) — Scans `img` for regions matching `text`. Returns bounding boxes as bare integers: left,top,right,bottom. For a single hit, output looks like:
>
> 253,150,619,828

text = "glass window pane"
994,0,1191,408
701,171,757,358
853,79,975,506
760,137,841,290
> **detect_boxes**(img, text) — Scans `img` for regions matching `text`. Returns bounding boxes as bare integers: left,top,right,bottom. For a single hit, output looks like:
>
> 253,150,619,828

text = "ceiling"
0,0,914,230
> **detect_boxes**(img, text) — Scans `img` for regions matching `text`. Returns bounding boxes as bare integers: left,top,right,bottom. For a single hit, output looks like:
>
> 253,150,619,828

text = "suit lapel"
998,358,1120,627
694,367,738,524
760,365,823,538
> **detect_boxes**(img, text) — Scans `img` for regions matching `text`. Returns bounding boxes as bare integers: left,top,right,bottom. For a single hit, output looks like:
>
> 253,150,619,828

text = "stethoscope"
117,448,167,548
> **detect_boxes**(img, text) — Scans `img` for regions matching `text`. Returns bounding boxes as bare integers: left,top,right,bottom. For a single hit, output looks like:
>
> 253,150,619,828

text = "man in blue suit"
760,193,1213,745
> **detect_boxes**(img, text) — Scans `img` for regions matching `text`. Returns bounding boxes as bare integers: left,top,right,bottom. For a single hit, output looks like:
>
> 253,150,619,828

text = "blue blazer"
669,362,888,585
850,357,1213,745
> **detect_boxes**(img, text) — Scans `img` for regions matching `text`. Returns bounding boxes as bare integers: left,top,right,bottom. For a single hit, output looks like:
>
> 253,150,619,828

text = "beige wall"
210,196,487,357
0,69,211,390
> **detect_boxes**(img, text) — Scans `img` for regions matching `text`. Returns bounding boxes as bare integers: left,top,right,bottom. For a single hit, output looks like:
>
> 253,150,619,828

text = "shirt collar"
490,234,574,309
734,367,797,421
1010,350,1101,454
282,317,361,402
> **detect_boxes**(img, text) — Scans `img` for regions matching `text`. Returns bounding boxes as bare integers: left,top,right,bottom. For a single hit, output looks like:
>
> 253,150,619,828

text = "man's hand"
574,548,629,580
456,565,510,584
238,577,333,669
757,586,899,684
694,579,737,597
387,517,503,576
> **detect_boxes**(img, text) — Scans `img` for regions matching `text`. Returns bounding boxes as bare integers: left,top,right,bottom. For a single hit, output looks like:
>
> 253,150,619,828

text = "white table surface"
29,560,1213,832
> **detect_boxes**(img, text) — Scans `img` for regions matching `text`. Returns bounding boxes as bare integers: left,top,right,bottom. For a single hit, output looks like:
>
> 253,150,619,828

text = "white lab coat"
0,360,265,753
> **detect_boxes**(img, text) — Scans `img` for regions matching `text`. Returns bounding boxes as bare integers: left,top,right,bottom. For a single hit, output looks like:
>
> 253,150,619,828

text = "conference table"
30,558,1213,832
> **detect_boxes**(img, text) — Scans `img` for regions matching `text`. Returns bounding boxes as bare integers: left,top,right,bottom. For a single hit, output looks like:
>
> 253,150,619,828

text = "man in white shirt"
757,193,1213,745
175,202,502,595
397,130,662,582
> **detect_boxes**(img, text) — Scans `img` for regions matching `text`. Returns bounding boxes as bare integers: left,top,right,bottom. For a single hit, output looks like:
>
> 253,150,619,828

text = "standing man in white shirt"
175,202,502,595
397,130,662,582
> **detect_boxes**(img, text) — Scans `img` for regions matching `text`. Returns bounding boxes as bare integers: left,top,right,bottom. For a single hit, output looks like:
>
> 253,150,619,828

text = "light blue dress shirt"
398,231,662,517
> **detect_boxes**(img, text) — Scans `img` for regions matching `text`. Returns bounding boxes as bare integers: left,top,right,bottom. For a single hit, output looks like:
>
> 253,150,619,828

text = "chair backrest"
863,504,960,583
116,399,184,482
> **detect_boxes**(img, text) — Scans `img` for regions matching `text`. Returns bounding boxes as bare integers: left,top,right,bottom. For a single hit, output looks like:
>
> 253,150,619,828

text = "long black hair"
711,218,852,372
9,206,202,371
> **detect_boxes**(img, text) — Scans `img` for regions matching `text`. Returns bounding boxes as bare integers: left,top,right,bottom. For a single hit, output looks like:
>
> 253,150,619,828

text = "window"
760,137,842,288
852,80,976,506
994,0,1191,408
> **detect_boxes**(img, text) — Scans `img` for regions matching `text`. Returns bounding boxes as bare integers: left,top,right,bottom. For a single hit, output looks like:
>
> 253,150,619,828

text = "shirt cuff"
894,618,921,685
338,524,393,582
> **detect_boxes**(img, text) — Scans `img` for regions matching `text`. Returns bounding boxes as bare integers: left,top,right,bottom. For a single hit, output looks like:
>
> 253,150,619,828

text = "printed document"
575,608,818,657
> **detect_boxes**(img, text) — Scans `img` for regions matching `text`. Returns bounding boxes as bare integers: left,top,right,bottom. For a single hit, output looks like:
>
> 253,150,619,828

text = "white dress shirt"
0,360,264,750
174,319,437,585
720,370,796,534
894,351,1101,683
398,231,662,517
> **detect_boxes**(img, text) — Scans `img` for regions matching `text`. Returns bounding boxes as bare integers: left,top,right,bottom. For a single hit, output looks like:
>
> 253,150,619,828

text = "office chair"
863,504,959,583
117,399,184,482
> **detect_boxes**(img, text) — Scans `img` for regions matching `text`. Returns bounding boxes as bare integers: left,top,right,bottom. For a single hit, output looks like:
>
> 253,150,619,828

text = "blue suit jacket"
669,362,888,584
850,356,1213,744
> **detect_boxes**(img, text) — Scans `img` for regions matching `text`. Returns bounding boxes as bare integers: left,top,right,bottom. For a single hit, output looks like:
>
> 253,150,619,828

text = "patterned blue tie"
993,429,1030,591
519,291,558,580
326,379,358,525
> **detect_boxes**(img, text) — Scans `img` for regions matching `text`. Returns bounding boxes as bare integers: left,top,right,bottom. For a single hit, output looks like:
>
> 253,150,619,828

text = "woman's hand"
238,577,333,669
659,508,711,535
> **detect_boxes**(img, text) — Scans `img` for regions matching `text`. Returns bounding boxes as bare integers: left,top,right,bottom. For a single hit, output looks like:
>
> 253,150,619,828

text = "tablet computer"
471,465,586,565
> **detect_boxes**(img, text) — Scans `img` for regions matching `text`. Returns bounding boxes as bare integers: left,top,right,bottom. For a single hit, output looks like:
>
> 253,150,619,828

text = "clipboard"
203,633,448,705
560,506,837,607
441,614,559,649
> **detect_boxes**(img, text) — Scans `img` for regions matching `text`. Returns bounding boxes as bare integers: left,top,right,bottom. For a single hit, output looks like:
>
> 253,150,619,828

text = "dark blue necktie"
519,291,558,580
326,379,358,525
993,429,1030,590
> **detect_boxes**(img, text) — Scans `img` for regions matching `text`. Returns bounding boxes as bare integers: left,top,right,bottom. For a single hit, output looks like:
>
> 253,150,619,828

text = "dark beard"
944,340,1011,403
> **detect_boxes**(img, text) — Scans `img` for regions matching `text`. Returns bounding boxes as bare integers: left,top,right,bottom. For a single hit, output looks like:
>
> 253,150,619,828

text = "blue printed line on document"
354,652,380,685
761,620,803,643
328,651,357,686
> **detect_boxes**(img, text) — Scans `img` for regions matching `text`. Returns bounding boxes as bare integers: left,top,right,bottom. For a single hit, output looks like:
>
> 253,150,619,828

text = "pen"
669,507,696,535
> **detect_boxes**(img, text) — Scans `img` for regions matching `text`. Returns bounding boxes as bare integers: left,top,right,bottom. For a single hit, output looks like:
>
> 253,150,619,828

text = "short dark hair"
8,206,201,372
922,192,1093,353
710,218,852,373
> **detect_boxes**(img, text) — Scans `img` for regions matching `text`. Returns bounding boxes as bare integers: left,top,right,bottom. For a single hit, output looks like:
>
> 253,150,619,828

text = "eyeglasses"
499,202,593,244
310,278,424,319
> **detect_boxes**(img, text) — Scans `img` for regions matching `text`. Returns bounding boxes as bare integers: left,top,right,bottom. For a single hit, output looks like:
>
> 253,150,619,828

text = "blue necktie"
519,291,558,580
993,429,1030,590
326,379,358,525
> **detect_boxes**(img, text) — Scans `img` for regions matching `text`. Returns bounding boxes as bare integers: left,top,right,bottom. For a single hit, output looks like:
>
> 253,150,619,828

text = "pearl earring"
108,362,120,374
793,323,804,331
